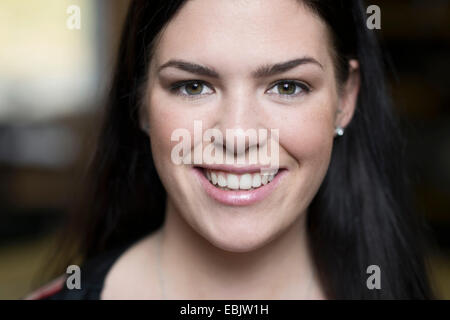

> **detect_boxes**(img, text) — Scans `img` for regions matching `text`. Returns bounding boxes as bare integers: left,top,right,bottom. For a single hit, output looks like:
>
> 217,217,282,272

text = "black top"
41,239,137,300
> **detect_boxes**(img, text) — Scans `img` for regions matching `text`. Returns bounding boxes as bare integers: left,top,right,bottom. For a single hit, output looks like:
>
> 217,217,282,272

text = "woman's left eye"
266,80,310,97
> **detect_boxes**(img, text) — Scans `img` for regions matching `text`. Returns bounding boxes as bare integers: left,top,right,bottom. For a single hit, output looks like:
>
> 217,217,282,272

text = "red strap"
23,275,66,300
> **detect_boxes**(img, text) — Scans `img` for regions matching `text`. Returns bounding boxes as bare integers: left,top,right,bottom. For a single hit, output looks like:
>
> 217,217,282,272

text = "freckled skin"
144,0,359,253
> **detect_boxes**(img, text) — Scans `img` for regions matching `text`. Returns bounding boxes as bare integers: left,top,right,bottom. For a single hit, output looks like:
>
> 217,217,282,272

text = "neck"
156,197,322,299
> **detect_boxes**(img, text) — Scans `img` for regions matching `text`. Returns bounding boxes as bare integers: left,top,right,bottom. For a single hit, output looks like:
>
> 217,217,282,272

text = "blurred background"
0,0,449,299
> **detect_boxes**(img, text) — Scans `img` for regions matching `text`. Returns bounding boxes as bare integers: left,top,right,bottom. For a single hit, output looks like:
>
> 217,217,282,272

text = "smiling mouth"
192,166,287,206
198,167,280,191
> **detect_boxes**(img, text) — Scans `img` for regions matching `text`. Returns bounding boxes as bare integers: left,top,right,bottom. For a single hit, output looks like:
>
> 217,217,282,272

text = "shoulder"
101,231,161,299
24,238,139,300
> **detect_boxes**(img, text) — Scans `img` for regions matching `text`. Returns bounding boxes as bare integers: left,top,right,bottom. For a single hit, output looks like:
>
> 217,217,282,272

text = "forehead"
152,0,332,72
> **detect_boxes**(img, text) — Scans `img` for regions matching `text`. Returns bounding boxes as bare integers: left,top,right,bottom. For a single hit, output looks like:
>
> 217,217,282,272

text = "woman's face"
144,0,358,252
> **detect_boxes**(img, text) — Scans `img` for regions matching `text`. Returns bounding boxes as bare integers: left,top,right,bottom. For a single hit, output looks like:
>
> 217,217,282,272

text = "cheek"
146,91,194,162
275,99,336,213
146,87,219,163
145,92,199,206
278,100,335,167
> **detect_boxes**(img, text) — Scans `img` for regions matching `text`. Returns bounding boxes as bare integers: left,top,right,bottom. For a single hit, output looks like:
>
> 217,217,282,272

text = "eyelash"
169,79,312,100
266,80,311,99
169,80,214,100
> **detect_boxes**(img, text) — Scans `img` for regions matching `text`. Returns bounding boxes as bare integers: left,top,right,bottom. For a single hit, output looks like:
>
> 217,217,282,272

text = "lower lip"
192,167,288,206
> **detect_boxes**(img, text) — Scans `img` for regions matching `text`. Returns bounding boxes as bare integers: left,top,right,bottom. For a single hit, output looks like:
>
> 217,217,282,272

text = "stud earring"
335,126,344,136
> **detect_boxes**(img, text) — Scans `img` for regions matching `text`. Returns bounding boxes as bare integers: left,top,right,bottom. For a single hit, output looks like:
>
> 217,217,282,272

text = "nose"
213,87,268,161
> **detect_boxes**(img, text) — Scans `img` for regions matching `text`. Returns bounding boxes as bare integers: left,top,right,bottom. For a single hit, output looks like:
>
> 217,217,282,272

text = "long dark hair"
45,0,434,299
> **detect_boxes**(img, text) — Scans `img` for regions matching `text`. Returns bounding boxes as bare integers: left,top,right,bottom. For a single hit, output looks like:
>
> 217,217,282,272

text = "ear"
139,103,150,133
335,59,360,132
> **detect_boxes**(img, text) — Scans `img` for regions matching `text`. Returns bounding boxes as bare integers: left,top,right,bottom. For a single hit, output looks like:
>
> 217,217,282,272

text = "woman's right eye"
170,80,214,97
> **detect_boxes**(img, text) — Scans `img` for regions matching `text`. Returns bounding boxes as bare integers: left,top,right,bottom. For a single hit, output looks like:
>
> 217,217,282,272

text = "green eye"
185,81,203,95
267,80,310,98
170,80,214,97
277,82,297,95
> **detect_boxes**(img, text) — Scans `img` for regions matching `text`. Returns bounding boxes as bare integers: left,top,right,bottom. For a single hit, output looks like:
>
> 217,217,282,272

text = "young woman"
26,0,434,299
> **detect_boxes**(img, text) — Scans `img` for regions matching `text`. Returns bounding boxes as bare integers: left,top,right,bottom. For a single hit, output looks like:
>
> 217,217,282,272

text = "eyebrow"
157,57,323,79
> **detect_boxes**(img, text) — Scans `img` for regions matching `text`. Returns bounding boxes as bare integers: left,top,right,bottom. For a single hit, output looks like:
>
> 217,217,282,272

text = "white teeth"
239,174,253,190
217,174,227,187
227,174,239,190
252,174,261,188
261,174,269,185
203,168,279,190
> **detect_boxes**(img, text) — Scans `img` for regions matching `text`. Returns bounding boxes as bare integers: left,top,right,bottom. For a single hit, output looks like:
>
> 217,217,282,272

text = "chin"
199,218,279,253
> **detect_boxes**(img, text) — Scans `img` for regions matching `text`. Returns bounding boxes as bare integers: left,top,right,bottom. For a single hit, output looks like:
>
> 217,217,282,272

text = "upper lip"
194,164,283,174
